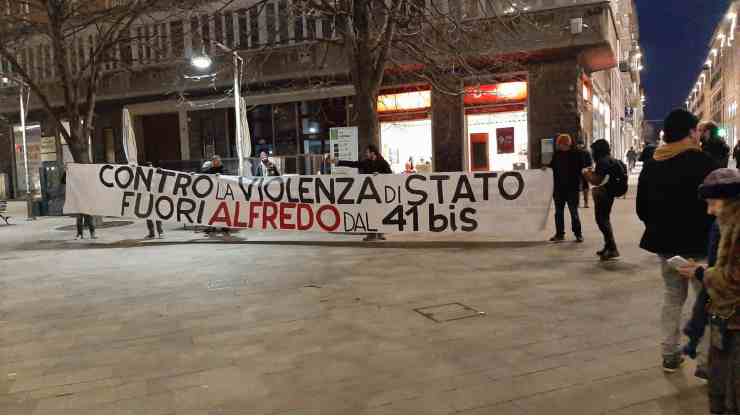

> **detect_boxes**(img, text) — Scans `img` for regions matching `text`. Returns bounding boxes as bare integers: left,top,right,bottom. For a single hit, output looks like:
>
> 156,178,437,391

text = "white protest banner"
64,164,553,235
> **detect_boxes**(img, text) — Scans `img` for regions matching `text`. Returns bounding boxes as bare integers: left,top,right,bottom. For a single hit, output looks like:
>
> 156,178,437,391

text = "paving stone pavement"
0,191,710,414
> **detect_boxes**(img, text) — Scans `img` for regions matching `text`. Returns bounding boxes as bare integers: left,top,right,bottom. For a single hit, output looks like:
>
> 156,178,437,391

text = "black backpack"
608,159,629,197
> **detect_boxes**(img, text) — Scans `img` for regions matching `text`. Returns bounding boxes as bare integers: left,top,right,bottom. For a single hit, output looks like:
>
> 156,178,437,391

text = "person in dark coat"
327,145,392,241
636,109,718,374
329,144,392,175
733,141,740,169
200,155,230,236
699,121,730,168
545,134,587,243
639,142,657,163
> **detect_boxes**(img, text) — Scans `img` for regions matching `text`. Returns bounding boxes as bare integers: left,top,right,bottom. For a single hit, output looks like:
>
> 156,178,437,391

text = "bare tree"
286,0,535,151
0,0,200,163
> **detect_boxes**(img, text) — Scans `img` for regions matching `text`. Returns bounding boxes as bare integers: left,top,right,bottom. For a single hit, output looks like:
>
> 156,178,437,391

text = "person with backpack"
636,109,717,374
582,139,627,261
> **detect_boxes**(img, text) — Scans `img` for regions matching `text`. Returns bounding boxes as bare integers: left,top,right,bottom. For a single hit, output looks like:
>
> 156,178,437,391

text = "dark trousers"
554,191,582,237
147,220,163,236
593,187,617,250
684,287,710,358
76,214,95,236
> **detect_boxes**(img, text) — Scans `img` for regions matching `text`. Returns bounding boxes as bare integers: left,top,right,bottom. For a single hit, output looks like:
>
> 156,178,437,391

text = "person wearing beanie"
582,139,624,260
637,108,718,374
699,121,730,168
676,168,740,413
544,133,589,243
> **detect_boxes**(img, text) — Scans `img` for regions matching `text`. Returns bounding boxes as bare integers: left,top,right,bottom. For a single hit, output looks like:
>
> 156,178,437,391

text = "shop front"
464,81,529,172
377,88,433,173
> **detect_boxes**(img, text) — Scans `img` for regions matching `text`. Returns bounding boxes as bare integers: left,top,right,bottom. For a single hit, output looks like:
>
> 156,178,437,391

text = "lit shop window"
463,82,528,106
377,90,431,113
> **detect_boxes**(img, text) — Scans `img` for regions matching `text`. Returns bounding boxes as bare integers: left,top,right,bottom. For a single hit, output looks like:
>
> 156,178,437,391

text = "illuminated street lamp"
190,42,247,177
190,54,213,70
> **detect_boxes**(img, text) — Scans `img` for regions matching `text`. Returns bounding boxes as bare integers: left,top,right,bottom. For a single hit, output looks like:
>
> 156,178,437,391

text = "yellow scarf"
653,140,701,161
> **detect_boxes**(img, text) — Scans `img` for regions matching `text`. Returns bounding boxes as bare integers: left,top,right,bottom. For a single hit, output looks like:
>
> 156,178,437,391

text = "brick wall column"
528,58,584,168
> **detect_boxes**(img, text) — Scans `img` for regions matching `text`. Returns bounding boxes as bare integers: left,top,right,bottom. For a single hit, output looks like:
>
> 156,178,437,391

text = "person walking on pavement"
545,134,586,243
733,141,740,169
326,144,392,242
626,147,638,171
583,139,624,261
575,139,593,208
636,109,718,374
699,121,730,168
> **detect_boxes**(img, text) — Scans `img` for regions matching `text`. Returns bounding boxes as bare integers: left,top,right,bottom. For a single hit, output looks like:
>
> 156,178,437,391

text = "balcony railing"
0,0,624,91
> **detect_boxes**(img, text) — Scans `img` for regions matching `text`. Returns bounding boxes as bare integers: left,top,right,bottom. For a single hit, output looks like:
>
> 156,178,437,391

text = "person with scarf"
637,109,718,374
677,169,740,413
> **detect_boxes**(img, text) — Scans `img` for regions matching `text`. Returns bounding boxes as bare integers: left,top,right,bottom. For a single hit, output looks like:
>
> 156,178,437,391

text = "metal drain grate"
414,303,484,323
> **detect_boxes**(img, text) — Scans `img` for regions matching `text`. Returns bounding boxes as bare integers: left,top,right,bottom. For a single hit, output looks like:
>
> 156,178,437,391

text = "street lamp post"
11,78,35,220
190,42,246,177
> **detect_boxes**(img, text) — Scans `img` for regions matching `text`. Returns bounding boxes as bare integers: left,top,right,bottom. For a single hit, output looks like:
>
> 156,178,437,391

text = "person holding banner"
545,134,587,243
61,166,97,240
326,145,392,241
201,155,231,237
143,162,164,240
253,151,280,177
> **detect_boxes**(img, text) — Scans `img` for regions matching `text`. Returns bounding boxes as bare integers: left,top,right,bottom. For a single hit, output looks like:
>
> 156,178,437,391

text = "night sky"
635,0,731,122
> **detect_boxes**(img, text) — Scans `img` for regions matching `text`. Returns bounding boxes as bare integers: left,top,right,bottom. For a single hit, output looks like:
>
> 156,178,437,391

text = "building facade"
687,0,738,151
0,0,642,201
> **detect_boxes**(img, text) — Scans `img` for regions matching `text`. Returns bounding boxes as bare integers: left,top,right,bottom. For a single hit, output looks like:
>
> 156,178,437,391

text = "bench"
0,200,9,224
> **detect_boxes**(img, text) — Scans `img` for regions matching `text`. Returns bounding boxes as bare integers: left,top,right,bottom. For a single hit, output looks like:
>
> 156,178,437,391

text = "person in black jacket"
733,141,740,169
637,109,718,374
327,145,392,241
201,155,230,236
639,142,657,163
699,121,730,168
546,134,587,243
328,144,393,175
583,139,622,260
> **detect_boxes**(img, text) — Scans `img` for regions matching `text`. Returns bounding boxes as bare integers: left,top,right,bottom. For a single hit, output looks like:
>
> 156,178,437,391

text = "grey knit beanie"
698,168,740,199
